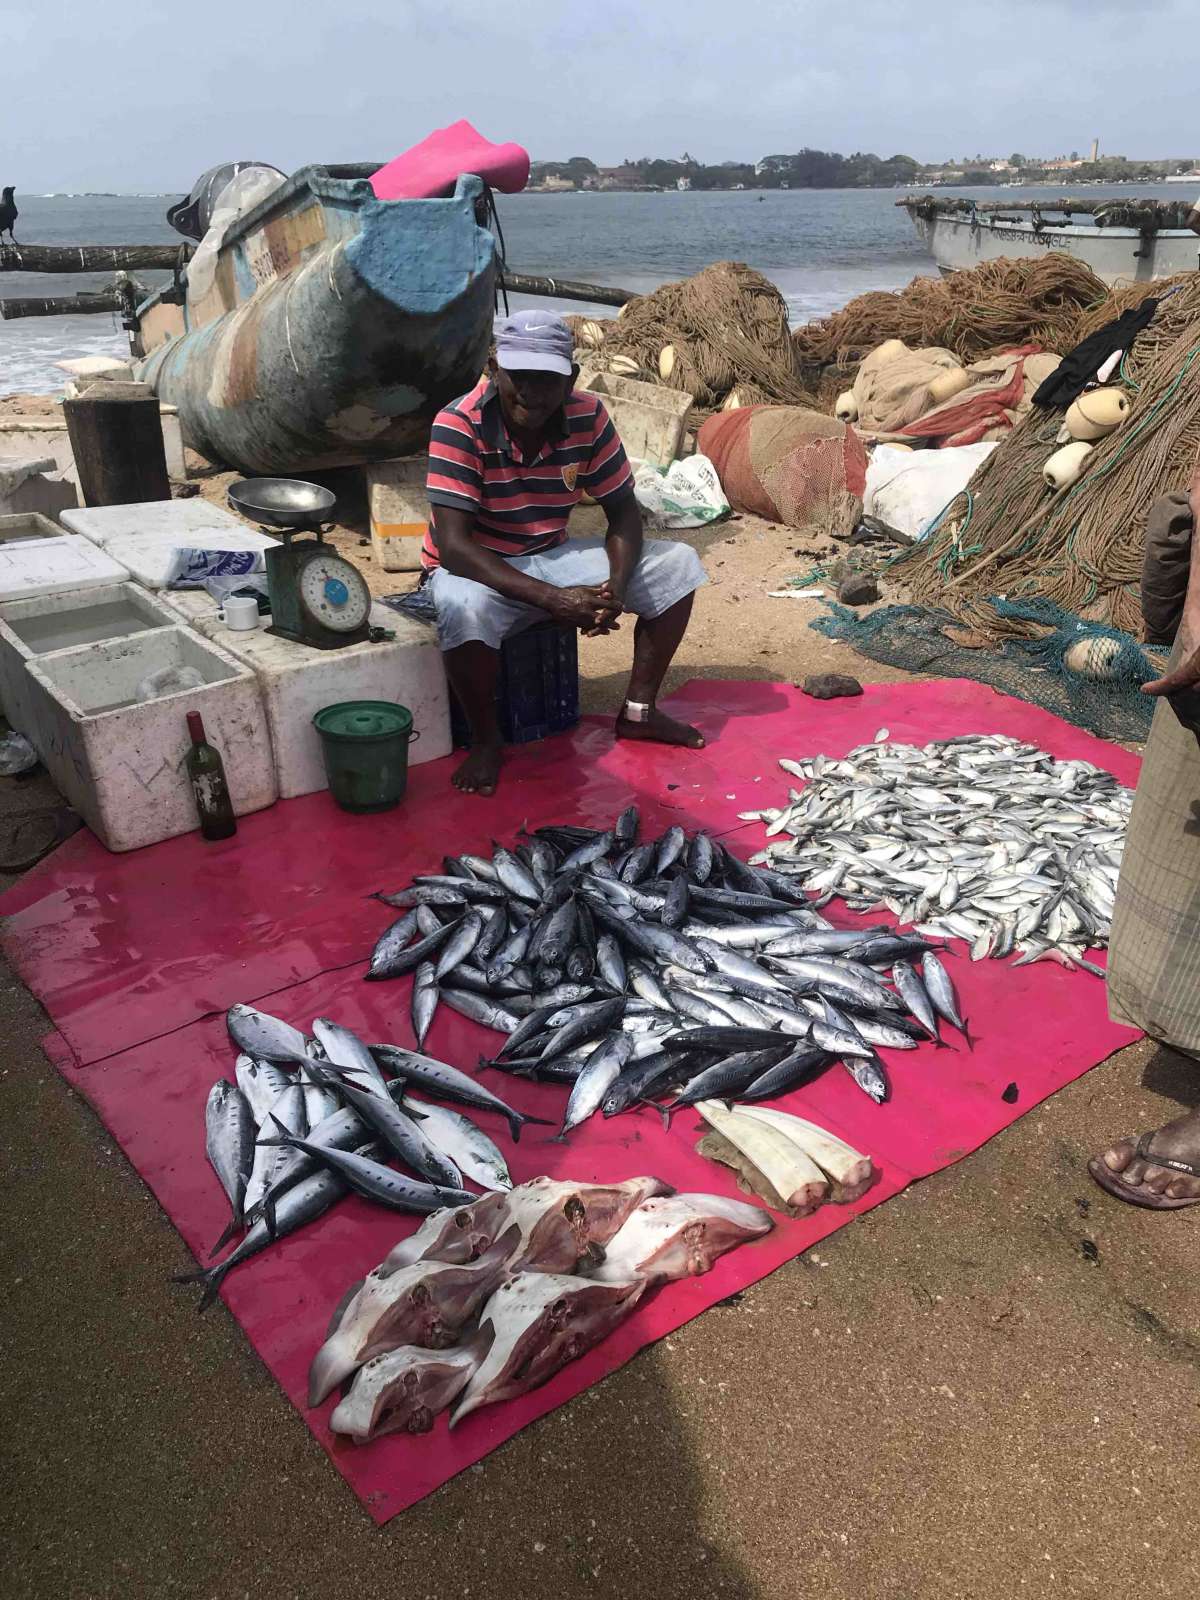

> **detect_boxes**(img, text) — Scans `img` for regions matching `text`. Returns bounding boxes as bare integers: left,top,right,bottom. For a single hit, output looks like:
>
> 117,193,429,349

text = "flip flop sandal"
1088,1131,1200,1211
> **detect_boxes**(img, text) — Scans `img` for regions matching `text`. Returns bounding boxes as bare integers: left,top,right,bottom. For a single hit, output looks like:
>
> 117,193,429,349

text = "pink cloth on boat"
370,120,530,200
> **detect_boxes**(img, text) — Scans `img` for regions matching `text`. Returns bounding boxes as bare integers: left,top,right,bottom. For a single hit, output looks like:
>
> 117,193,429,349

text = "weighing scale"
227,478,375,650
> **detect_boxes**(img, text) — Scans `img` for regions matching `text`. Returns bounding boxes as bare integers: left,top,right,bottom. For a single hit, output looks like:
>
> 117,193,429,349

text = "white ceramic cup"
223,595,261,631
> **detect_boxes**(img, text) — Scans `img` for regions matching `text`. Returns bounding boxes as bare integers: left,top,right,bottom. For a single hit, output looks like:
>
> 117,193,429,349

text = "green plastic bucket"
313,700,418,813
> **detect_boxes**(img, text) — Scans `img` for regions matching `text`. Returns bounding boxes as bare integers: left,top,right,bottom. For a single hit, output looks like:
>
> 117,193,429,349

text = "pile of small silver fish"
364,806,972,1136
182,1007,550,1310
740,731,1129,975
308,1175,773,1442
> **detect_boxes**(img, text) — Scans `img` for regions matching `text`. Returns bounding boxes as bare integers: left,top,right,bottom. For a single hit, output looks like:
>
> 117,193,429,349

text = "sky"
3,0,1197,191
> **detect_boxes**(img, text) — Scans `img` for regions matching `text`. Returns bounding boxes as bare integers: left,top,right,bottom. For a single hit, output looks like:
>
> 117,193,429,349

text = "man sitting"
424,309,708,796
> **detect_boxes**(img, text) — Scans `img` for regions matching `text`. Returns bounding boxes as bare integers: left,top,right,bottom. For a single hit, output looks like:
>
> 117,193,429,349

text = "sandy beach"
2,440,1198,1599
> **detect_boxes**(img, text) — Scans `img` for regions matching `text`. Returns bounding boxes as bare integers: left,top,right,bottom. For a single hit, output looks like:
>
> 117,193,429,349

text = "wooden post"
500,271,635,307
0,243,188,273
62,383,172,507
0,290,124,319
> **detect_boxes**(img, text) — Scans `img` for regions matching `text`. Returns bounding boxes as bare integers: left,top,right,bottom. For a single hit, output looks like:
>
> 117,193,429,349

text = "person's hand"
582,580,624,638
1142,646,1200,696
543,584,621,633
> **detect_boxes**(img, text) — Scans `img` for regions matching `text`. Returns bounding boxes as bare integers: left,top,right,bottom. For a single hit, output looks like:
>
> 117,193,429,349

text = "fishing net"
575,262,812,413
811,599,1170,744
791,254,1110,368
891,273,1200,639
697,406,867,534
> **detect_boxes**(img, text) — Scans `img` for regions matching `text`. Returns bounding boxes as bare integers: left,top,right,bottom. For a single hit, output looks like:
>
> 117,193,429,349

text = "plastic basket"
449,621,580,747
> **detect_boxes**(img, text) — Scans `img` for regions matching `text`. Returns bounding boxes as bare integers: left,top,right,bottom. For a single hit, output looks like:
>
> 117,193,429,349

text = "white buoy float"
1043,440,1094,491
835,390,859,423
926,366,970,407
1063,634,1124,681
873,339,907,366
1065,386,1130,442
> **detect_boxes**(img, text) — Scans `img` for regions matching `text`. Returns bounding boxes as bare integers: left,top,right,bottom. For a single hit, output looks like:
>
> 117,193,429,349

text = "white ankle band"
623,699,653,723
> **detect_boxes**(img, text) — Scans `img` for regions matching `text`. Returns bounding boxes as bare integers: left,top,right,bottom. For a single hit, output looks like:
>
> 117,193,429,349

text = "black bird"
0,187,17,244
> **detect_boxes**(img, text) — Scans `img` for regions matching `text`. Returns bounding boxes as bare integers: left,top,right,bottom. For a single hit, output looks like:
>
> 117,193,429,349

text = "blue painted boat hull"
135,169,497,475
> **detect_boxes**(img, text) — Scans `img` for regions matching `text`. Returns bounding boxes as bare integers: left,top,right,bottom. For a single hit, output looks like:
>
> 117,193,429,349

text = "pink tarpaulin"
0,680,1141,1523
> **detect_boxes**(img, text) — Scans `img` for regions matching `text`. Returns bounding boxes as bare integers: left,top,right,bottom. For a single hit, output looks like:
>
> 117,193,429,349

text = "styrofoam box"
0,535,130,602
23,627,277,852
0,581,180,733
578,370,693,467
61,498,250,548
0,511,64,545
61,499,278,590
163,595,450,798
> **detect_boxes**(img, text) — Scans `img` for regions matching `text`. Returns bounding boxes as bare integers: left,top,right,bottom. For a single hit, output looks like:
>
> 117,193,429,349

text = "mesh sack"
698,407,867,535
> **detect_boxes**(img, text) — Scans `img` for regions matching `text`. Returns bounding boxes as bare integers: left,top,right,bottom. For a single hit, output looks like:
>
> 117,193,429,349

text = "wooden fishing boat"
131,165,498,475
898,194,1200,285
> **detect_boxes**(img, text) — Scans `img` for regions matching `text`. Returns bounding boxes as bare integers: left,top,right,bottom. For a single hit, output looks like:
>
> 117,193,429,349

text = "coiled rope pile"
893,272,1200,638
791,255,1110,368
569,261,812,413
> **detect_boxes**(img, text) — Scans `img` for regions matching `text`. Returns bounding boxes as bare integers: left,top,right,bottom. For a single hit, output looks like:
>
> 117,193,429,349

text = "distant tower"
1090,138,1100,162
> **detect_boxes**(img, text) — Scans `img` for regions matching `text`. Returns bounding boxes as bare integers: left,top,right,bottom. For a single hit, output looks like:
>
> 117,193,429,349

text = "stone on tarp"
801,673,863,700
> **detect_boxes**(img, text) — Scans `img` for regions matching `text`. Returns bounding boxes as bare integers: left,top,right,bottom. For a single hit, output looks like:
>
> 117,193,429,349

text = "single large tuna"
450,1273,646,1427
308,1228,516,1405
583,1193,772,1285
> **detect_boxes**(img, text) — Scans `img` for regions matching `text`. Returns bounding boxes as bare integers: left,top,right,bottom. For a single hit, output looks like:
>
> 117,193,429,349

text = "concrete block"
0,581,180,732
0,402,183,488
61,499,277,588
367,456,428,572
173,600,449,798
23,627,276,852
160,406,186,481
0,417,77,481
0,457,78,520
0,536,130,602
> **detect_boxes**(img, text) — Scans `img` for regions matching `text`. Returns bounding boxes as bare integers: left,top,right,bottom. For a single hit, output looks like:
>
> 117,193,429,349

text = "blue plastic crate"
449,620,580,747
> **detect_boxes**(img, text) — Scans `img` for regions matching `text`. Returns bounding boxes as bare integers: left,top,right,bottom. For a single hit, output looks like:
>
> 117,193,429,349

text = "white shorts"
428,536,707,651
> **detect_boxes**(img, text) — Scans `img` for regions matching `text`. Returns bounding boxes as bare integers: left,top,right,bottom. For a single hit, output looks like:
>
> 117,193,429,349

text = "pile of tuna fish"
186,1007,550,1310
365,806,971,1126
308,1175,773,1442
740,732,1129,974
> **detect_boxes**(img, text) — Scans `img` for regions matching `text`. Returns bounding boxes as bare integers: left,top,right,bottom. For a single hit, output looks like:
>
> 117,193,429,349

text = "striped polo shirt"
422,378,634,569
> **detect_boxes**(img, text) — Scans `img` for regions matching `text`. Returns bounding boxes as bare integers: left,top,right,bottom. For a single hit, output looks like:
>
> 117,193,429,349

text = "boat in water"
131,164,498,475
898,194,1200,284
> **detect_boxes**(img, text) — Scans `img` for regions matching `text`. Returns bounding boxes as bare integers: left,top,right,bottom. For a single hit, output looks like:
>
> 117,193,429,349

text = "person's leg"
613,538,708,748
443,641,504,794
430,568,546,795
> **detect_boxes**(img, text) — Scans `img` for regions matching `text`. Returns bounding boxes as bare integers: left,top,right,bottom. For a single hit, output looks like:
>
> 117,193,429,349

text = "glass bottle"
185,710,237,841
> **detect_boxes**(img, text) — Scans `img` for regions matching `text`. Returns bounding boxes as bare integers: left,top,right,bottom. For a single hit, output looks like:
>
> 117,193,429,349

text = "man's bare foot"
452,741,503,796
616,706,705,749
1088,1108,1200,1208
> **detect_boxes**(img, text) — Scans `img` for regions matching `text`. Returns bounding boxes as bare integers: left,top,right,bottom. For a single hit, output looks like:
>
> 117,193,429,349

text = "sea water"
1,184,1186,396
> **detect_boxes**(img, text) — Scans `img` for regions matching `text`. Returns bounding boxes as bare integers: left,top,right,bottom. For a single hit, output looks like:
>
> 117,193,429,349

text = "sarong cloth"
1107,692,1200,1056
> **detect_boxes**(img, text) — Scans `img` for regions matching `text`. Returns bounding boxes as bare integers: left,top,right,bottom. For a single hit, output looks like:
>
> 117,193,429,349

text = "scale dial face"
297,550,372,633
